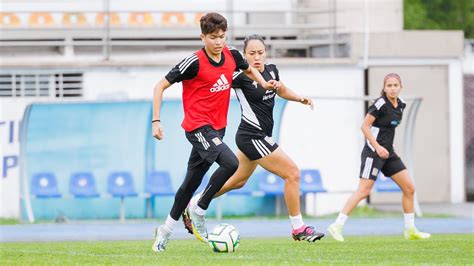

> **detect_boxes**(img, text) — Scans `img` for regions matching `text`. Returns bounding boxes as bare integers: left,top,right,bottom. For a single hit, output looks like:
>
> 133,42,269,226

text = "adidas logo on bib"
210,74,230,92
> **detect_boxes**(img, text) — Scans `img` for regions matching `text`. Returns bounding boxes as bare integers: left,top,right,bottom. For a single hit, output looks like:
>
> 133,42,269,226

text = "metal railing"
0,8,348,59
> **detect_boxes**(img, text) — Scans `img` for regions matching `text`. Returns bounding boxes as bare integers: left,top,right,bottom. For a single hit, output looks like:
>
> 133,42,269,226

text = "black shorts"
359,147,406,180
185,125,230,167
235,129,279,161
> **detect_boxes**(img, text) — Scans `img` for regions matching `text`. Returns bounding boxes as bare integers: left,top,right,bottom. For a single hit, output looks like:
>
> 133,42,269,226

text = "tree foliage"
404,0,474,38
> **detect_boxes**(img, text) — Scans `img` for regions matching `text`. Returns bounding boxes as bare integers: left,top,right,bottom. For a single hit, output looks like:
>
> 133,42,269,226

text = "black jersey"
365,95,407,152
165,46,248,84
232,64,280,136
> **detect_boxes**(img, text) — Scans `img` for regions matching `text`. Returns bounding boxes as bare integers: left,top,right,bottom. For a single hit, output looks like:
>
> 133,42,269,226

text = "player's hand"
375,145,389,159
300,97,314,110
152,122,164,140
266,80,281,90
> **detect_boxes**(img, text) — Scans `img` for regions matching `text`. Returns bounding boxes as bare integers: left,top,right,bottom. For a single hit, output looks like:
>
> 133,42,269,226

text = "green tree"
404,0,474,38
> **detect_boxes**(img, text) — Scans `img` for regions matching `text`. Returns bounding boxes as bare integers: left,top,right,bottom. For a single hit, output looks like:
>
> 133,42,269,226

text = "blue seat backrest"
375,173,401,192
145,171,174,195
107,172,138,197
300,169,327,193
258,171,284,195
31,172,61,198
69,172,100,198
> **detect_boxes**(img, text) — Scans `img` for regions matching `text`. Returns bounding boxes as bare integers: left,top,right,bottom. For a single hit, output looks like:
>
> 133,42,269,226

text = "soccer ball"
208,223,240,253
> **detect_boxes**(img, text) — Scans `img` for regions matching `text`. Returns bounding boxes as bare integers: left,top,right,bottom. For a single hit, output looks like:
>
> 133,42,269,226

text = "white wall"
301,0,403,33
276,66,364,193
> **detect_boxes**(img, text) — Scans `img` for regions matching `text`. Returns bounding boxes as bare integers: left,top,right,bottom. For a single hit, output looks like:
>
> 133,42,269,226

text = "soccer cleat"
189,206,208,243
292,225,325,242
182,207,194,235
404,227,431,240
152,225,171,252
327,223,345,242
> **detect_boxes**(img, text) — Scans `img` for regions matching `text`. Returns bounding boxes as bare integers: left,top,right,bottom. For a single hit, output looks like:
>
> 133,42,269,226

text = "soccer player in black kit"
327,73,431,241
185,34,325,242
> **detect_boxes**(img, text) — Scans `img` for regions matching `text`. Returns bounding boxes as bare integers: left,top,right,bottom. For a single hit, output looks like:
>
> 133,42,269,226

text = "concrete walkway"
373,202,474,219
1,217,472,242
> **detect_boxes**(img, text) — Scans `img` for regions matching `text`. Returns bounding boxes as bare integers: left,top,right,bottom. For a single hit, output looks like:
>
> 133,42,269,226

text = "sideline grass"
1,234,472,265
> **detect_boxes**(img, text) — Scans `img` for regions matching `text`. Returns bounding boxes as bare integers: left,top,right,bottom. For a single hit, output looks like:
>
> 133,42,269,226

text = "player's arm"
152,54,198,140
361,114,389,159
242,66,279,90
152,78,171,140
276,81,314,110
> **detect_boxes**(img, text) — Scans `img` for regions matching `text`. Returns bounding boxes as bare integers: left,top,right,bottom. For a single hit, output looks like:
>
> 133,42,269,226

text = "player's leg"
213,150,257,197
391,170,415,213
153,148,211,251
387,156,430,240
341,179,375,215
189,131,259,203
183,135,259,235
183,127,239,242
187,150,255,215
189,144,238,242
257,146,324,242
327,178,374,242
257,147,301,216
328,151,380,242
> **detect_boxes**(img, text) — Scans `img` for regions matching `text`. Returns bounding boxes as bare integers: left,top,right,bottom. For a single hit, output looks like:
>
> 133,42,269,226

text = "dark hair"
381,73,402,96
243,34,266,53
200,13,227,35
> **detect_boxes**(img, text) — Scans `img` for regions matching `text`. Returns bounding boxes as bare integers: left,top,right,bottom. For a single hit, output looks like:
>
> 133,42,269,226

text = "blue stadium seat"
144,171,175,218
69,172,100,198
145,171,174,196
107,172,138,222
374,173,400,192
31,172,61,198
258,171,284,195
107,172,138,197
300,169,327,193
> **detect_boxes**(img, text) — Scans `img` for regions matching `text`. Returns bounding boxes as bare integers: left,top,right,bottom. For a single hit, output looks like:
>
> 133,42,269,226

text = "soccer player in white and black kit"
151,14,278,252
327,73,431,241
185,34,325,242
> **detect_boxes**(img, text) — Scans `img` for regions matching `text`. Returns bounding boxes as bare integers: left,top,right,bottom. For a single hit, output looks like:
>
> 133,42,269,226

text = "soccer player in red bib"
151,13,278,252
185,34,325,243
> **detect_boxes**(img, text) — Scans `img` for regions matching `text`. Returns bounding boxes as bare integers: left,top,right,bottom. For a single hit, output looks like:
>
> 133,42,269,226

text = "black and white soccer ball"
208,223,240,253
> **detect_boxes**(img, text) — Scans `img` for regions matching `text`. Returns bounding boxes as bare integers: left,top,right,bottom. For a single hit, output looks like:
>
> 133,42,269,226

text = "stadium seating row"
30,169,328,199
0,12,203,27
29,169,398,220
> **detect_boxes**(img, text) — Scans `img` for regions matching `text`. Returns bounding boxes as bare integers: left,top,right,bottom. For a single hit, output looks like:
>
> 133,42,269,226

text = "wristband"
152,119,161,123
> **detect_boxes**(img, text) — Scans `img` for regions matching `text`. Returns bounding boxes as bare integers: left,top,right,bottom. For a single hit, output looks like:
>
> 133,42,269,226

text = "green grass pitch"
1,234,472,265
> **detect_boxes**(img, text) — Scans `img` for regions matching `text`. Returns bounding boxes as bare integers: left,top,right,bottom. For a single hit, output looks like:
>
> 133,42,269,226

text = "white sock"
164,215,178,232
289,214,305,230
190,191,203,207
335,213,348,226
404,213,415,229
194,205,207,216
